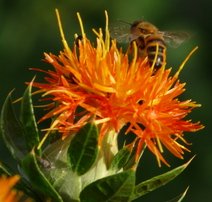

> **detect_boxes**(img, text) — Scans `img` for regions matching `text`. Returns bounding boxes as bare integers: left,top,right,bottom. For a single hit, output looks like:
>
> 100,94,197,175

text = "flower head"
33,10,203,166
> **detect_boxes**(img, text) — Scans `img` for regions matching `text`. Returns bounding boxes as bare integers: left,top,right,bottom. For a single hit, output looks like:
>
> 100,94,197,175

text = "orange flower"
33,10,203,166
0,175,21,202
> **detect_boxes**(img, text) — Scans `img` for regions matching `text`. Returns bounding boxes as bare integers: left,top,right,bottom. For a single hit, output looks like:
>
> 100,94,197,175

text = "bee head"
131,21,158,36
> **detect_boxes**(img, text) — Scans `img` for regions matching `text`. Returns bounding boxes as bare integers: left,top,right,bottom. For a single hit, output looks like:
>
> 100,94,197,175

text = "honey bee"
110,20,190,70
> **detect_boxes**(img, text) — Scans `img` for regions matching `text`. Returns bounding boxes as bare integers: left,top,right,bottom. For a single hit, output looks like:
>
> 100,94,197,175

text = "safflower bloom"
0,175,21,202
32,10,203,166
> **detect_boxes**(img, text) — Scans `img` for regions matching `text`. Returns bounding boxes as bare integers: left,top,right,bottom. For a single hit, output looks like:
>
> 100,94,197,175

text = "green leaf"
166,187,189,202
67,122,99,175
109,147,131,171
123,142,138,170
80,170,135,202
20,79,40,152
131,158,194,200
0,161,12,176
21,150,63,202
124,140,146,170
0,92,28,160
41,136,82,201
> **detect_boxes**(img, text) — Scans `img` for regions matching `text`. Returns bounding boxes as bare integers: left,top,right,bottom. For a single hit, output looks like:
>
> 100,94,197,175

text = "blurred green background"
0,0,211,201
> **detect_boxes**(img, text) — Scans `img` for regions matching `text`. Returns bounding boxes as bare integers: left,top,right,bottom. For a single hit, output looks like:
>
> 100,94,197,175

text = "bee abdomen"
146,38,166,70
148,53,164,69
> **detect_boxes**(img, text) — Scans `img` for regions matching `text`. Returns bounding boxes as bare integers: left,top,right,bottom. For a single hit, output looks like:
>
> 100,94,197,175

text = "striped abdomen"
145,35,166,70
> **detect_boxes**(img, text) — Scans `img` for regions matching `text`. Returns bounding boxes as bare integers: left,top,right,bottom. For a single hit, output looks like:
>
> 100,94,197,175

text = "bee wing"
161,31,190,48
109,21,132,43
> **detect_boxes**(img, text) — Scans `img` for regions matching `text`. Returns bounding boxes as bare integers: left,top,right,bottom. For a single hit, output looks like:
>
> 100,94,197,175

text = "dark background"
0,0,211,201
